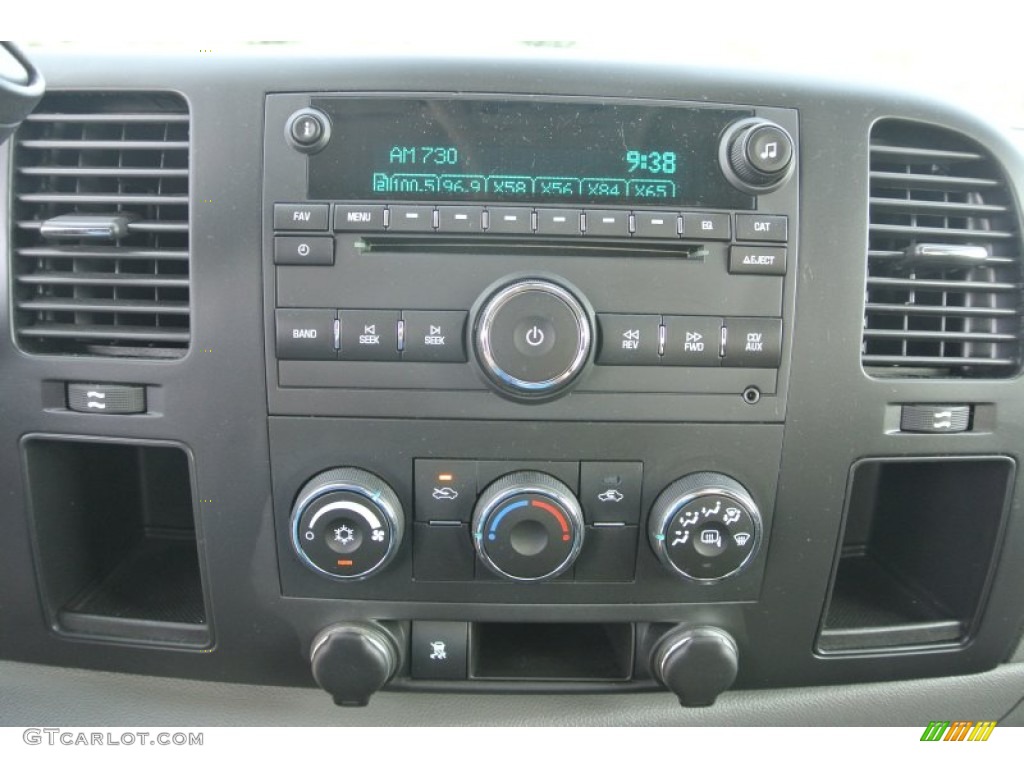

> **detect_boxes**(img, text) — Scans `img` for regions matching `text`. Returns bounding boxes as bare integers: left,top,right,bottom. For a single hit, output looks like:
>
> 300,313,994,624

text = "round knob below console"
472,471,584,581
290,468,404,581
648,472,762,582
473,278,592,401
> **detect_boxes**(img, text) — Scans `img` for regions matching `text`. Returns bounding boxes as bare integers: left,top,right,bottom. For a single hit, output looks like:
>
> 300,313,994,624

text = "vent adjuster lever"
40,213,137,241
901,243,989,268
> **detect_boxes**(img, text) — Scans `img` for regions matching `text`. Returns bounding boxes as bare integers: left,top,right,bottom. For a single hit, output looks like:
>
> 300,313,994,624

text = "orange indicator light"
438,473,454,482
337,559,353,566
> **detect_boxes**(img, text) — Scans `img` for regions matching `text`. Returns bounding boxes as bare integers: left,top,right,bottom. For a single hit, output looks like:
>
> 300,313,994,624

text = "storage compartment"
471,623,633,681
24,437,208,646
819,457,1013,652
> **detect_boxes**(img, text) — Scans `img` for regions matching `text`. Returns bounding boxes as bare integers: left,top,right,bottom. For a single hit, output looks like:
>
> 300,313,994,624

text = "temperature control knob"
472,471,584,581
290,468,404,581
648,472,761,582
720,118,795,193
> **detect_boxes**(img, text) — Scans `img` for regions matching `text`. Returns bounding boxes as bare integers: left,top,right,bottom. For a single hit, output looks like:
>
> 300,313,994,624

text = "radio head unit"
263,93,798,420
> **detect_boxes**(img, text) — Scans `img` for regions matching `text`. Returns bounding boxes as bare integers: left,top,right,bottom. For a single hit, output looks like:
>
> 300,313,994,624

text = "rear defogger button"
475,279,592,401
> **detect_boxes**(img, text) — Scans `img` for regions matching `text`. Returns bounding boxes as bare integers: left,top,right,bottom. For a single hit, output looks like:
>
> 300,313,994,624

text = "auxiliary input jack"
742,387,761,405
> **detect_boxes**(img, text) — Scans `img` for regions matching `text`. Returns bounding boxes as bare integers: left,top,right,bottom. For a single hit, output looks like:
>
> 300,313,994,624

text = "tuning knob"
310,622,402,706
720,118,795,193
472,471,585,581
290,468,404,581
651,626,739,707
648,472,762,582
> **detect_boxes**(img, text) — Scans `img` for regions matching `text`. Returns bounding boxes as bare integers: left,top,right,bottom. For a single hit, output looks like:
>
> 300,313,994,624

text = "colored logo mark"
920,721,997,742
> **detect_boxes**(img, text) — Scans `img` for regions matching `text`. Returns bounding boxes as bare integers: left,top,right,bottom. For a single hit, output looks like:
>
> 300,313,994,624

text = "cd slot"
356,235,709,259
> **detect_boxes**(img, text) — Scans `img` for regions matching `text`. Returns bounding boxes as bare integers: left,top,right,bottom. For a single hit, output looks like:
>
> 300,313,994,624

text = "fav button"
274,203,329,231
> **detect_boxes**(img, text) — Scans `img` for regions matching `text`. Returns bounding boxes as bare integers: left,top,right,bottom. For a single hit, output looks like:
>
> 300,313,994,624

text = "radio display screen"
308,98,755,209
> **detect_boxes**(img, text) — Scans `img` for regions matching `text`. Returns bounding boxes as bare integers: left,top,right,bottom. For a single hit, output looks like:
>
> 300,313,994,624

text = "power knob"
720,118,795,194
473,277,593,402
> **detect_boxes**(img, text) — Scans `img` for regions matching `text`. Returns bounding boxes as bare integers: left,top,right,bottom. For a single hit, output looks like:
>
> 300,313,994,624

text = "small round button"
285,108,331,154
474,278,592,401
291,114,323,146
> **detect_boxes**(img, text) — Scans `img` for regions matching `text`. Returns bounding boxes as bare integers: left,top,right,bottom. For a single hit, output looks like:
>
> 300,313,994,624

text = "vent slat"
18,193,189,206
863,329,1018,343
869,223,1014,240
24,112,189,124
16,272,189,289
867,250,1015,266
863,120,1022,378
868,197,1008,216
869,144,985,162
19,166,189,178
17,220,189,233
17,298,190,315
862,354,1017,367
11,92,191,357
870,170,1001,189
866,276,1019,293
18,139,189,151
865,302,1019,318
16,325,191,343
16,246,189,262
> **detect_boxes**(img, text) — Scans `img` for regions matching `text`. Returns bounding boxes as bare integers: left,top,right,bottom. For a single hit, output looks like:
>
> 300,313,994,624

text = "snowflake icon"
333,525,355,546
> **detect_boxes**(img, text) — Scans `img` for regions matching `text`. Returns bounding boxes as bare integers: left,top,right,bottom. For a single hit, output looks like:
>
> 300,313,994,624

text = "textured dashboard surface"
2,660,1022,727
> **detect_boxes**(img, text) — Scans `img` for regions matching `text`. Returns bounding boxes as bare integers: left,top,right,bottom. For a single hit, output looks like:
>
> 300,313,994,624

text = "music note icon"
759,141,778,161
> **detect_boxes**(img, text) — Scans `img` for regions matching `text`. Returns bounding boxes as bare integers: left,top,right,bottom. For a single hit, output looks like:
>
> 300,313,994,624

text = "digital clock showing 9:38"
308,98,756,209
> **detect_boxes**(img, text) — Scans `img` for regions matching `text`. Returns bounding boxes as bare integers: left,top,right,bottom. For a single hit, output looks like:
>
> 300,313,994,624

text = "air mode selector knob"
720,118,795,194
473,471,585,581
648,472,762,582
290,467,404,581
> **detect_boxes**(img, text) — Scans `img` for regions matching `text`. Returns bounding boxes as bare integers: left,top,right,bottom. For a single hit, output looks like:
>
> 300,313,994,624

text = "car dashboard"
1,46,1023,726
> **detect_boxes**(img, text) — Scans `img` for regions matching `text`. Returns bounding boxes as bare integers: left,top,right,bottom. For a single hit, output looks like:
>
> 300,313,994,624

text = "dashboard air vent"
863,119,1022,377
11,92,190,357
